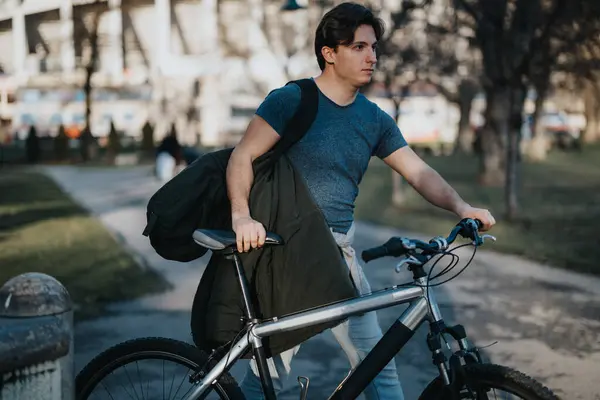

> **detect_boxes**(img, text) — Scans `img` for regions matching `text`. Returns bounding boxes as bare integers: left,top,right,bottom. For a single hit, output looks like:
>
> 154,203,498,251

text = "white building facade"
0,0,315,146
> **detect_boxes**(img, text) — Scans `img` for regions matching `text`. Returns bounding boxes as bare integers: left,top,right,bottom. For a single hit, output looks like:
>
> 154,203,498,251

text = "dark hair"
314,2,385,71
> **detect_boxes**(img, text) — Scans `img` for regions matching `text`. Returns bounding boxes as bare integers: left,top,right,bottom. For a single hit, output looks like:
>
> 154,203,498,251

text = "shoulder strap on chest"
270,78,319,157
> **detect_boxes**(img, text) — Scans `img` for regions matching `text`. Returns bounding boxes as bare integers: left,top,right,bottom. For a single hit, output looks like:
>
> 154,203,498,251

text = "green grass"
355,145,600,275
0,169,169,319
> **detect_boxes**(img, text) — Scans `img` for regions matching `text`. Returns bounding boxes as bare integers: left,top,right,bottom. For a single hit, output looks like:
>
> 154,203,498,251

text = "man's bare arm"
383,146,496,230
226,115,280,250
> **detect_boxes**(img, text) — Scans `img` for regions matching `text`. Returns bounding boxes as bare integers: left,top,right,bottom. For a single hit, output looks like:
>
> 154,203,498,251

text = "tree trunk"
84,70,92,133
390,95,407,205
454,79,479,154
81,63,94,162
525,86,550,161
582,81,600,144
478,86,509,186
456,105,474,154
81,7,102,162
391,169,406,207
505,84,525,221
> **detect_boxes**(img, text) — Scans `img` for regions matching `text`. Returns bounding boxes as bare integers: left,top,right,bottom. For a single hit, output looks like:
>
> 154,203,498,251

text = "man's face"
323,24,378,87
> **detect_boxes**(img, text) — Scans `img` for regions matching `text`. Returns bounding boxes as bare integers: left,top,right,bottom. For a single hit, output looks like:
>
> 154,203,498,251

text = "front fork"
427,322,485,399
417,276,483,392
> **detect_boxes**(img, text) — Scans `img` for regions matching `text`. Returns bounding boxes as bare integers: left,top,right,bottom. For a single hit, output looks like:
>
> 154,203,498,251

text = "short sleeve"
374,109,408,159
255,83,302,136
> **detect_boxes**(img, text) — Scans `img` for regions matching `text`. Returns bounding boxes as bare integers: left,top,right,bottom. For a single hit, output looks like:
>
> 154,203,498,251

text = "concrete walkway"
42,165,600,399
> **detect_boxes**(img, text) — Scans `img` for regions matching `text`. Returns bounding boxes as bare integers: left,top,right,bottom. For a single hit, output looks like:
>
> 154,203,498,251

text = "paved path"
43,165,600,399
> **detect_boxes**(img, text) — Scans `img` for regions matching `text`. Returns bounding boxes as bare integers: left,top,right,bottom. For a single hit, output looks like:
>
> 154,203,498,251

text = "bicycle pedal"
297,376,309,400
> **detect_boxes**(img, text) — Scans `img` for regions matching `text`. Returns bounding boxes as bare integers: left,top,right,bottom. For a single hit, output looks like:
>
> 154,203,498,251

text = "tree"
453,78,481,153
418,3,484,155
453,0,600,219
79,1,104,162
556,11,600,145
525,1,600,158
450,0,561,219
581,78,600,144
371,0,486,202
373,0,485,157
372,1,431,206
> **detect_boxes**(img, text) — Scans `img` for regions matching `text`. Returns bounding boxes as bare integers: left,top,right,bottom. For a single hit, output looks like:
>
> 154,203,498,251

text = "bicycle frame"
183,250,448,400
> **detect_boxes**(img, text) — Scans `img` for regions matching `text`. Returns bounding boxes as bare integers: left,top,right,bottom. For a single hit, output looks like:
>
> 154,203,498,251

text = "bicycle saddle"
193,229,284,251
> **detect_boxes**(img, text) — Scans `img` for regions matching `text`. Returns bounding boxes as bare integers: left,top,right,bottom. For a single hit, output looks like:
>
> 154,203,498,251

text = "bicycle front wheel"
76,337,245,400
418,363,559,400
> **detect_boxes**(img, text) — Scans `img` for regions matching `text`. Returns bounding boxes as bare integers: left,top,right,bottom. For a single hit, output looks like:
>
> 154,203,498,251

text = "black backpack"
142,79,319,262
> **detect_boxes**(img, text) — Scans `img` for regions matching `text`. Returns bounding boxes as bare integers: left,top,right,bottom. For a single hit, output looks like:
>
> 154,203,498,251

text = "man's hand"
232,214,266,252
456,204,496,231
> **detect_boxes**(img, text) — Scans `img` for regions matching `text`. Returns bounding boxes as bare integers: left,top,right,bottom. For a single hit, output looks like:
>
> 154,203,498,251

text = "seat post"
225,250,278,399
225,250,257,321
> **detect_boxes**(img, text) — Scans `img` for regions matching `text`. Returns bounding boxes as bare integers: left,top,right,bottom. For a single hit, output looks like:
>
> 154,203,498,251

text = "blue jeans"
240,224,405,399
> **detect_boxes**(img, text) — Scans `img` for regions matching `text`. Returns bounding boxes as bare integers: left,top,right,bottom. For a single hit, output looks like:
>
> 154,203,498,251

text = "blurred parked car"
522,111,581,149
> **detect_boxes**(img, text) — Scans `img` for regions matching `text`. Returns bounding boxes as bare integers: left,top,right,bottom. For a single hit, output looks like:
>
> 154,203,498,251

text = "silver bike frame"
184,277,442,399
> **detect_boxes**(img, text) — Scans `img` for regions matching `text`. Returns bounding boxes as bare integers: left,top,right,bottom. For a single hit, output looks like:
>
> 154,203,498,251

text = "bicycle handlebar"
361,218,485,263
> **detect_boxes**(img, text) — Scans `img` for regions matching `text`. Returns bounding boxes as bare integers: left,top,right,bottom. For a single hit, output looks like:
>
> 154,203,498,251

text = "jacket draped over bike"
190,148,358,358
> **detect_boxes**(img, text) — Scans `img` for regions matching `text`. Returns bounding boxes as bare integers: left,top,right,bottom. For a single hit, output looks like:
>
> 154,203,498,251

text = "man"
226,2,496,398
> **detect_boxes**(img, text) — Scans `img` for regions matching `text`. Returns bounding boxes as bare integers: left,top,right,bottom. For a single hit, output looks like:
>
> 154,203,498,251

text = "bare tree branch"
454,0,482,24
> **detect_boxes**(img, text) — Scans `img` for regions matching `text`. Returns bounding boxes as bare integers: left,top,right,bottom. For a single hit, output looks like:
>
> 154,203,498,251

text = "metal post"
0,273,74,400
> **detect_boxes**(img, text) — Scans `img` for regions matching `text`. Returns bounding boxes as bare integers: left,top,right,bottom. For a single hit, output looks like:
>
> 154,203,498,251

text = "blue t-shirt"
256,81,407,234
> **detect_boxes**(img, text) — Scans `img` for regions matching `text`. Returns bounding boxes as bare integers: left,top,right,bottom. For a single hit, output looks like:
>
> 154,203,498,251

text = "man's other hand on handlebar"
455,204,496,232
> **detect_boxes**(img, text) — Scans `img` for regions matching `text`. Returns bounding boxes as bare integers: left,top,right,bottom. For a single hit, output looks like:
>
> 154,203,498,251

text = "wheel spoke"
111,370,138,400
170,367,192,399
123,364,142,400
167,363,177,399
146,366,151,400
100,381,117,400
136,361,146,400
76,339,239,400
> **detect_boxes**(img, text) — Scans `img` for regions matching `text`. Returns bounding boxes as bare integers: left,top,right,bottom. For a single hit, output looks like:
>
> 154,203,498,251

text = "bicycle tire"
76,337,245,400
418,363,560,400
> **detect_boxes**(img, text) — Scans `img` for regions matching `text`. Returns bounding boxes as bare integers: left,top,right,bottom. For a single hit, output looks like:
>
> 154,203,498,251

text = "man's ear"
321,45,336,65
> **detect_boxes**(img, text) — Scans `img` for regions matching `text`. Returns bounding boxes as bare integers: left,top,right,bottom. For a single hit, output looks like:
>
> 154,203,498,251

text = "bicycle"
75,218,560,399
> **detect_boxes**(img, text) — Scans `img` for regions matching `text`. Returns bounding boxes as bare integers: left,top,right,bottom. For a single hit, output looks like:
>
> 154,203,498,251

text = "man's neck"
314,72,359,107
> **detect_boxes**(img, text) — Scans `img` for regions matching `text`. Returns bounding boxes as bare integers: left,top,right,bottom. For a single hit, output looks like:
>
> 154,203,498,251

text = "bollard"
0,273,74,400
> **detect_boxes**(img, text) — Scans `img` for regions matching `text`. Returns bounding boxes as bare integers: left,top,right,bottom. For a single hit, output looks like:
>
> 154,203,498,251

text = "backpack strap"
268,78,319,159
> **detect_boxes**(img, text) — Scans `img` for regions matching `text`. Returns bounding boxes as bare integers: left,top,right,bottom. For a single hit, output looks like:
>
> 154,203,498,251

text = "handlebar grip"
361,246,389,263
474,219,483,230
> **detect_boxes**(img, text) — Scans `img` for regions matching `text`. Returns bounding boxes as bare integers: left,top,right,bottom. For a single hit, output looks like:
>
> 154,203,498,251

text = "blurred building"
0,0,298,147
1,0,500,150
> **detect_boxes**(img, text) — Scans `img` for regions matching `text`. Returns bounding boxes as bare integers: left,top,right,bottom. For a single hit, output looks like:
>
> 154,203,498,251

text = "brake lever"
482,234,496,243
395,255,422,273
473,234,496,246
